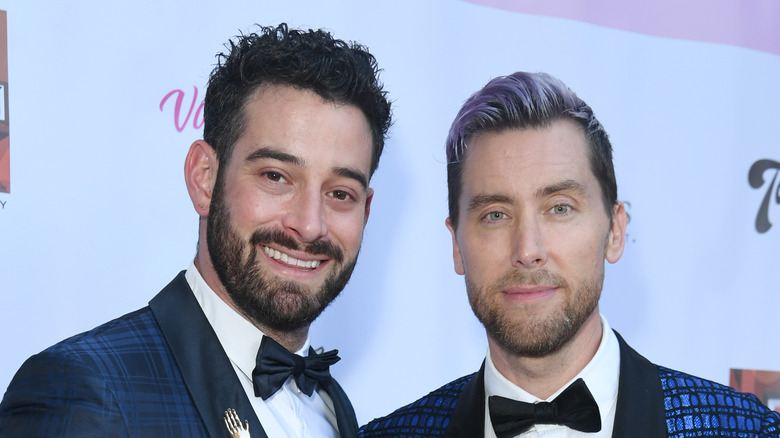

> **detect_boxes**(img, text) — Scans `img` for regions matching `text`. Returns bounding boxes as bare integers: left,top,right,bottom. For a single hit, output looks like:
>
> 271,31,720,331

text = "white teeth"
263,246,321,269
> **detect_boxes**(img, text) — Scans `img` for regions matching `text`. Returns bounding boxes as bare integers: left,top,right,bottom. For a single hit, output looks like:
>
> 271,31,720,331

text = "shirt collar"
484,315,620,424
185,261,311,381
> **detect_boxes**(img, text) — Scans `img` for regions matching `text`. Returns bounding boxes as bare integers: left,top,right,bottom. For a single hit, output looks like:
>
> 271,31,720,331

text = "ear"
445,217,466,275
363,187,374,227
184,140,218,216
605,201,628,264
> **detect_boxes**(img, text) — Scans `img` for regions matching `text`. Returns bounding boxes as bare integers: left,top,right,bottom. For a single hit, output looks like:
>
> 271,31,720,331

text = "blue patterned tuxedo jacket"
0,271,358,437
359,332,780,437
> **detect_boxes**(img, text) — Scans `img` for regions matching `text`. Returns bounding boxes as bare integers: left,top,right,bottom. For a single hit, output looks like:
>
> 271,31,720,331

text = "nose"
282,190,328,243
511,215,547,268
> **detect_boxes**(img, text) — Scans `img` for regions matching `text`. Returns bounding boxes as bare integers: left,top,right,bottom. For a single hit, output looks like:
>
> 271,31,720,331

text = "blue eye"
485,212,506,221
551,205,571,215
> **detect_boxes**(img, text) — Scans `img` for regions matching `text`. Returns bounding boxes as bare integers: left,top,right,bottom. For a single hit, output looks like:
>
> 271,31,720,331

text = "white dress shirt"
483,316,621,438
185,262,339,438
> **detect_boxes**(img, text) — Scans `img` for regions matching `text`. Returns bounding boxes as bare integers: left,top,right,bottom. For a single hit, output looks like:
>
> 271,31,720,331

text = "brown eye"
264,171,283,182
331,190,351,201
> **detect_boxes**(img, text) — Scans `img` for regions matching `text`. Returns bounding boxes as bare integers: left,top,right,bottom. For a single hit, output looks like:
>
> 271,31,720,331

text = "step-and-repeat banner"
0,0,778,422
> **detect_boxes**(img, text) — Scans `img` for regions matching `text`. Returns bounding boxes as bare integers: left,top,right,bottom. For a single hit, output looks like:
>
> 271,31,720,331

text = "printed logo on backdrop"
748,159,780,233
159,86,204,132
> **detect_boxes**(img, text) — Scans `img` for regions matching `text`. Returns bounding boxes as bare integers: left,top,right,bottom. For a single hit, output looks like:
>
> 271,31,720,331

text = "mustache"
495,269,568,290
249,229,344,263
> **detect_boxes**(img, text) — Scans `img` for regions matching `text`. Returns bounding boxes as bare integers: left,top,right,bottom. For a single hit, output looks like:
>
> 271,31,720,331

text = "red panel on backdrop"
0,10,9,194
731,369,780,413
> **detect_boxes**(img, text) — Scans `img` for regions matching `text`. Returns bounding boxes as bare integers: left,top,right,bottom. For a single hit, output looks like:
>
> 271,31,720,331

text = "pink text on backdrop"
160,86,204,132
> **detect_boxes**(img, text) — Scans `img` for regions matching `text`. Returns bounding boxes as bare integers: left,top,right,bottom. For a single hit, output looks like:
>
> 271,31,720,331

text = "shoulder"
0,307,160,436
19,306,157,365
2,306,163,394
658,366,780,436
359,373,476,438
41,306,161,366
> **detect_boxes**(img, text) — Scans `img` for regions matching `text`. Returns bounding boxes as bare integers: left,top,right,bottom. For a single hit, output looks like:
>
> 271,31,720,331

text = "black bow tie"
488,378,601,437
252,336,340,400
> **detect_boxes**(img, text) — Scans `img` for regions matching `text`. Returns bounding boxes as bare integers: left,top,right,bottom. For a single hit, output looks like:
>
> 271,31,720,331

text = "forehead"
460,119,595,198
232,85,373,174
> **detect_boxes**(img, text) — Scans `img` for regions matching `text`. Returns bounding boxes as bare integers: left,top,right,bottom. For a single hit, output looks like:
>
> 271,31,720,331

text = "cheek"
327,213,367,250
552,232,608,276
458,236,503,279
225,188,278,230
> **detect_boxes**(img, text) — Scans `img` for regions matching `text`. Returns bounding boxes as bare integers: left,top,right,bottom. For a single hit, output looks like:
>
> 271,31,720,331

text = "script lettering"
159,86,204,132
748,159,780,233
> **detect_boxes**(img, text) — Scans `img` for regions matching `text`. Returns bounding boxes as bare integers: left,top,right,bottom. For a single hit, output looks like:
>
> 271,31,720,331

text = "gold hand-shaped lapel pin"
223,408,250,438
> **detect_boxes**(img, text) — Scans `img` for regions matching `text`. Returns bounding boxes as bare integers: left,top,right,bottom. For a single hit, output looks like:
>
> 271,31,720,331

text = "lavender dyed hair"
445,71,617,228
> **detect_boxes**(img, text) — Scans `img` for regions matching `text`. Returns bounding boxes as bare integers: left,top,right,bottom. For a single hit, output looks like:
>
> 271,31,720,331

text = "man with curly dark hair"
0,23,392,438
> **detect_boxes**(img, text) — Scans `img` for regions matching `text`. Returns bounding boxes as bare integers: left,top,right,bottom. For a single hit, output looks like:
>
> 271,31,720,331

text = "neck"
262,328,309,353
489,311,603,399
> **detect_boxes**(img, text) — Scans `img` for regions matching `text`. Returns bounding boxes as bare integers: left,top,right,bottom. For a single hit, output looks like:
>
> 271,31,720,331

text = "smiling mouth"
263,246,322,269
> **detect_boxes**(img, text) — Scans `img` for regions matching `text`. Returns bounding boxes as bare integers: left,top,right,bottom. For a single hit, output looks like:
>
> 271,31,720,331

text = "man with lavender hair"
359,72,779,437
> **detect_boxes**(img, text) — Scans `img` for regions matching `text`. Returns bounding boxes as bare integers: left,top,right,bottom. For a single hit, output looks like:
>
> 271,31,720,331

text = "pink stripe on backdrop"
464,0,780,56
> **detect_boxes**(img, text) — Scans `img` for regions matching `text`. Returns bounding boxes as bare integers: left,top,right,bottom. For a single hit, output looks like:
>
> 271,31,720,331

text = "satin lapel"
320,378,358,438
612,331,666,438
149,272,269,438
444,362,486,438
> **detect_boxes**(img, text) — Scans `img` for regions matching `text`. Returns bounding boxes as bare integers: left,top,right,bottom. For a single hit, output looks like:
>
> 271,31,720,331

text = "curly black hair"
203,23,392,177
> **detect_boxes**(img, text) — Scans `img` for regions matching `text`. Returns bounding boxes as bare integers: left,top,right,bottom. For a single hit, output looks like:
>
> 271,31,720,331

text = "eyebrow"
467,179,587,213
333,167,368,190
246,147,302,166
468,194,514,213
245,147,368,189
536,179,587,198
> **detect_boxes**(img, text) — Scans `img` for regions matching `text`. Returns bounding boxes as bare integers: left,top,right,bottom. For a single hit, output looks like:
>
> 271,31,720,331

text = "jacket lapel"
612,331,666,438
149,272,269,438
444,362,486,438
320,378,358,438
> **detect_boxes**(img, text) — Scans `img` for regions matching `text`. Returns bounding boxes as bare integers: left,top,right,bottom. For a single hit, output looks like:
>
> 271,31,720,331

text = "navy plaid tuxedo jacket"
0,271,358,437
359,332,780,437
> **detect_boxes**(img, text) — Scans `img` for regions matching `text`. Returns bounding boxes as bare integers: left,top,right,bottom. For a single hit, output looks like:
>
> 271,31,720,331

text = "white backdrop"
0,0,778,425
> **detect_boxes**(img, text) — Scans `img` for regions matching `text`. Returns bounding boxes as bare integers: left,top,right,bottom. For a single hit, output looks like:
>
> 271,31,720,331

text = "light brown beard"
466,268,602,358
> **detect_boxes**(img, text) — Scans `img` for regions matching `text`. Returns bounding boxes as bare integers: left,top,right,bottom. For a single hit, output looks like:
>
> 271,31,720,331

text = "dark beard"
467,269,601,358
206,179,358,332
